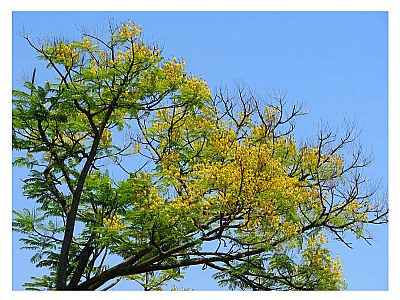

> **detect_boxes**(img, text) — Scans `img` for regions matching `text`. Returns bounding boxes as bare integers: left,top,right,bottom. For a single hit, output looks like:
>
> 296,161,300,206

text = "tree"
12,21,388,291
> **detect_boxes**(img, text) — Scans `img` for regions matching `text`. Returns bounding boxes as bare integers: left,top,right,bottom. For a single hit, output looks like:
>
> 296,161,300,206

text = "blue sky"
11,11,388,291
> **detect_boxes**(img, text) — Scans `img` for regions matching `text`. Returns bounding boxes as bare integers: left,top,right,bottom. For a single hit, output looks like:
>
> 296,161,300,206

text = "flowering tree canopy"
12,21,388,291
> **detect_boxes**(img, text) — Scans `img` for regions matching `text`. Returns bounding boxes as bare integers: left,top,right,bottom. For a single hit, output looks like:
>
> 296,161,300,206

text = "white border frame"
2,1,398,299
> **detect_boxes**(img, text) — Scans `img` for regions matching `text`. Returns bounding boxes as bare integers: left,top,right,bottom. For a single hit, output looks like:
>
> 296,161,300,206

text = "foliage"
12,21,388,291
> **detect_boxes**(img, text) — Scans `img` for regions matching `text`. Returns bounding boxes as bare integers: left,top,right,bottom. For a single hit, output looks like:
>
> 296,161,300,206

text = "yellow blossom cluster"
110,44,154,70
133,43,154,60
81,36,94,47
76,25,155,79
132,186,166,212
160,58,186,86
117,21,143,40
160,151,182,180
46,41,80,67
56,131,88,145
265,105,279,122
179,75,212,100
208,129,237,158
100,128,113,145
164,130,309,240
130,58,189,102
88,56,106,75
298,146,344,178
103,215,126,230
145,100,324,242
300,232,344,285
264,231,346,290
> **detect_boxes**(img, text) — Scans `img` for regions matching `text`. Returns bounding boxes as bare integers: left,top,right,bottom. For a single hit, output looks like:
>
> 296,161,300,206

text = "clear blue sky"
12,11,388,291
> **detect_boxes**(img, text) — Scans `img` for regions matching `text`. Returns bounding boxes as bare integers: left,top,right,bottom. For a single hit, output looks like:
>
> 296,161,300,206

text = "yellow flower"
103,215,125,230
